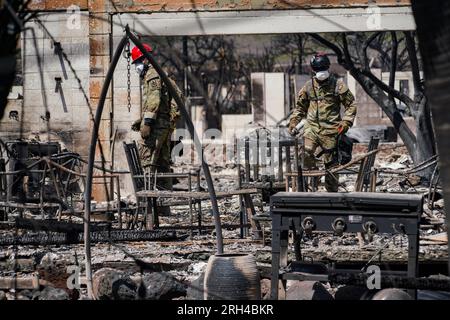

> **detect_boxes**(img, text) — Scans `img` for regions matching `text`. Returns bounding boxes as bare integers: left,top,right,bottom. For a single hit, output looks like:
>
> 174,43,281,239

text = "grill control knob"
301,217,316,235
363,220,378,235
332,218,347,236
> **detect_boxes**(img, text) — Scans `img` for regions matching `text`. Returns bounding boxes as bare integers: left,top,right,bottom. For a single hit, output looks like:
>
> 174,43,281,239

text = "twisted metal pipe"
84,34,129,299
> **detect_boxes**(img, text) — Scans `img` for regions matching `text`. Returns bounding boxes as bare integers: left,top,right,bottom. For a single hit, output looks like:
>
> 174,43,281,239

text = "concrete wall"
29,0,412,12
348,70,419,133
347,69,384,127
1,87,23,140
1,13,91,156
251,72,289,127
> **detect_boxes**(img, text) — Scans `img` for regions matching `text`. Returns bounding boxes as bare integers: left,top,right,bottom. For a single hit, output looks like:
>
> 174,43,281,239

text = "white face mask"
135,62,145,77
315,70,330,81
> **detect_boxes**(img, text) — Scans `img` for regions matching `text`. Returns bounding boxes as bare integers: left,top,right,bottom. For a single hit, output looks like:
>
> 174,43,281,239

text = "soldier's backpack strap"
307,78,321,102
166,79,172,103
331,75,339,97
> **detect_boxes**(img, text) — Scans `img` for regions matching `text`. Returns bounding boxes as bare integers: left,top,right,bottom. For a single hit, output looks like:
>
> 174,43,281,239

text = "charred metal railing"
0,229,177,246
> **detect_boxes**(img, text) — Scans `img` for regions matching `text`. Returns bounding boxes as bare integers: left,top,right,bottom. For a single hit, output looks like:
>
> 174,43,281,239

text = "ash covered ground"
0,143,448,300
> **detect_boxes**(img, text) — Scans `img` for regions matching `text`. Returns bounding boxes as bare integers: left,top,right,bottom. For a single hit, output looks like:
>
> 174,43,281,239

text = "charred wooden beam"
136,188,258,200
13,217,109,233
157,223,251,231
0,275,40,290
0,229,178,246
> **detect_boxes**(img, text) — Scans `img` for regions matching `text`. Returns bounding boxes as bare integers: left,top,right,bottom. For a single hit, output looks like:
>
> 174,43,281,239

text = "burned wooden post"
196,169,203,235
244,137,251,183
355,137,380,192
116,175,122,229
253,130,259,182
285,144,291,191
278,143,283,183
188,173,193,239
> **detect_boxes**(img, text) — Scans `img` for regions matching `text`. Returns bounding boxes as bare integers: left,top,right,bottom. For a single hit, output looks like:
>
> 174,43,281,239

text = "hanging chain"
126,40,132,112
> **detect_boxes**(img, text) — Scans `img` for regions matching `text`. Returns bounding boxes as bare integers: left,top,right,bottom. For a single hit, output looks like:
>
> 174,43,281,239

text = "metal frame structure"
0,141,124,224
123,140,203,233
113,7,416,36
270,191,422,300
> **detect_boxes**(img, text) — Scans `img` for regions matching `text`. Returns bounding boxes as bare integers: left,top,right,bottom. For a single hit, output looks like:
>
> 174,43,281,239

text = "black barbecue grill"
270,192,423,300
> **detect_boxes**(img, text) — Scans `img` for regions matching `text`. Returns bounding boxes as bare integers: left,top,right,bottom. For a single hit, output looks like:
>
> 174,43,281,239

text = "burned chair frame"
124,140,261,237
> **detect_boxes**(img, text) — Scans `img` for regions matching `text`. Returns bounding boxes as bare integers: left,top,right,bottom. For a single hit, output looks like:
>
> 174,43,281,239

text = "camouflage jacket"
289,75,357,136
142,68,181,130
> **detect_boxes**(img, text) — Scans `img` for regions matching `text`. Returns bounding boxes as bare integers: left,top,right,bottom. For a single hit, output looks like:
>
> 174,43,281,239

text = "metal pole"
84,35,129,299
182,36,189,117
125,27,224,254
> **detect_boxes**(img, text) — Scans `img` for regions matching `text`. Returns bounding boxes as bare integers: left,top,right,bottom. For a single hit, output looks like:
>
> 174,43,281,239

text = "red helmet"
131,43,152,63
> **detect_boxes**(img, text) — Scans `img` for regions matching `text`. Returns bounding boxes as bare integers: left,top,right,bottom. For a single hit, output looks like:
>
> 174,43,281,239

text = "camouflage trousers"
303,132,339,192
138,127,173,191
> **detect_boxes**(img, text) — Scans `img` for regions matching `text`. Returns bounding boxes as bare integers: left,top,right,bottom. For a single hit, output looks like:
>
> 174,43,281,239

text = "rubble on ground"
0,143,447,300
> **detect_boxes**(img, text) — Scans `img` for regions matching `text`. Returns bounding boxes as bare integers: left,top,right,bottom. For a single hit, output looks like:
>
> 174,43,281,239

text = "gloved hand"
140,123,151,139
337,121,351,135
131,119,141,132
288,121,299,136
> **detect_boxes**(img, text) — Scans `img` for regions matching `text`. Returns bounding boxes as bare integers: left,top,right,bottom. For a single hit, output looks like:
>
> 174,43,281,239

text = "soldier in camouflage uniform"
130,44,181,191
288,53,357,192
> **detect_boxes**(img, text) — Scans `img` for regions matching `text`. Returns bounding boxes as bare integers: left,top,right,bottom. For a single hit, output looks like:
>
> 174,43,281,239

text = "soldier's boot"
324,163,339,192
